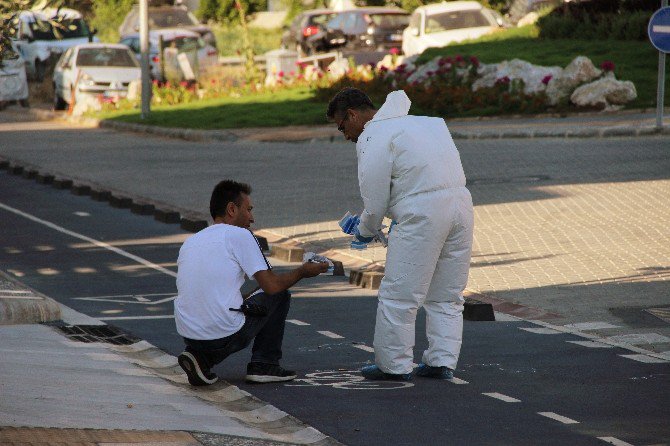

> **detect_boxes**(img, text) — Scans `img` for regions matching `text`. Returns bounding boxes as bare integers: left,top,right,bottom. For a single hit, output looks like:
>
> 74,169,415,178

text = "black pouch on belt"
229,302,268,317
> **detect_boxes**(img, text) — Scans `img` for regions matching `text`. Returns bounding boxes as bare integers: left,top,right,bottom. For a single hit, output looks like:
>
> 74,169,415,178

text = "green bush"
89,0,134,43
213,24,283,56
538,10,651,40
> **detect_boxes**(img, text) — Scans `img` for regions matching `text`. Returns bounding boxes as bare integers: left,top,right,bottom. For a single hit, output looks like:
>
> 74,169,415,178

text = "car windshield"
165,36,203,52
28,18,90,40
76,48,139,67
425,10,491,34
149,10,198,28
308,13,334,26
367,13,409,29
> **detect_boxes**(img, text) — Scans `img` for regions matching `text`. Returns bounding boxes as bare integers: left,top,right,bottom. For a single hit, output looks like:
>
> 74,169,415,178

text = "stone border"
0,270,62,325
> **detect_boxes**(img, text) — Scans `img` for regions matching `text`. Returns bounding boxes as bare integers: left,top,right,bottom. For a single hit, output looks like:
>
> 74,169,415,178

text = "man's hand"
300,261,329,278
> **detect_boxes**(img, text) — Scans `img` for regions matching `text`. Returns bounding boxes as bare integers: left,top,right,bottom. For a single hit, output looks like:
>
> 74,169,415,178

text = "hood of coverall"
366,90,412,127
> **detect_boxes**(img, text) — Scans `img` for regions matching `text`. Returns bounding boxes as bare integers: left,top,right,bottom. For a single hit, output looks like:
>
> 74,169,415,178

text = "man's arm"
357,133,394,238
253,262,328,296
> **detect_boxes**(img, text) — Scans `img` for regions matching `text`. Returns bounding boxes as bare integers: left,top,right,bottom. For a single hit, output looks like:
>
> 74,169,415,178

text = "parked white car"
0,41,29,108
120,28,218,81
52,43,140,110
12,8,97,81
402,1,504,57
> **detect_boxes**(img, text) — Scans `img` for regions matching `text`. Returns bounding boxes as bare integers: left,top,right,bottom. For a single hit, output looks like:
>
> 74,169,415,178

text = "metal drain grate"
52,324,140,345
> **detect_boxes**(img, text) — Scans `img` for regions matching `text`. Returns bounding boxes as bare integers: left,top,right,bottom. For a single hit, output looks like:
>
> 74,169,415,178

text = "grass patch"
98,88,327,129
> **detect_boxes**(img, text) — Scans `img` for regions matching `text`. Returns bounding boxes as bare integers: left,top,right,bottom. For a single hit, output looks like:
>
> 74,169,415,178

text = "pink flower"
179,81,188,87
455,54,464,63
541,75,552,85
396,64,406,72
495,76,510,85
390,47,399,55
438,58,447,67
469,56,479,67
426,71,434,76
210,78,217,85
600,60,615,72
278,71,284,78
289,70,295,76
380,66,388,72
164,81,171,88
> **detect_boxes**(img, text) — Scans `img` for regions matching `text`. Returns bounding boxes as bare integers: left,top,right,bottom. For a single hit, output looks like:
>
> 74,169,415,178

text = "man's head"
326,87,376,143
210,180,254,229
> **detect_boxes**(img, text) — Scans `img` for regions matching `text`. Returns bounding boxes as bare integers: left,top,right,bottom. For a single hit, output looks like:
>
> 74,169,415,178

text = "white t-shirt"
174,224,271,340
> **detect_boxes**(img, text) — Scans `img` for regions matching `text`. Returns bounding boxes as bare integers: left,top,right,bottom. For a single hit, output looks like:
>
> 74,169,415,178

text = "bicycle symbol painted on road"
286,370,414,390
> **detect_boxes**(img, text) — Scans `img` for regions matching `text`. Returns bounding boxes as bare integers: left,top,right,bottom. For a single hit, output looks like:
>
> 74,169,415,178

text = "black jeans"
183,290,291,370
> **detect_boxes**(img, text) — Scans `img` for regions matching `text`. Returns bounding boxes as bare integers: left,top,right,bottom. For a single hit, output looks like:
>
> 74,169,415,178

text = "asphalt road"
1,170,668,446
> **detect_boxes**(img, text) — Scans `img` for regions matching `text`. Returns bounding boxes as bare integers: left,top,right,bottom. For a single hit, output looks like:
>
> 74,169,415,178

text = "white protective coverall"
356,90,474,374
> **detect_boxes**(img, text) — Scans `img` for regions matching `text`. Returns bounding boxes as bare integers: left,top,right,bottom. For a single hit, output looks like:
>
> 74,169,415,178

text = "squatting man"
174,180,328,386
327,87,474,381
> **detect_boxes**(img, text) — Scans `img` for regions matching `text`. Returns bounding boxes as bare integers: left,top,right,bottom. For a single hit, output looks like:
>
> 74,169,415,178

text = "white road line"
353,344,374,353
538,412,579,424
286,319,310,326
520,327,561,334
317,330,344,339
619,354,669,364
97,315,175,321
74,211,90,217
0,201,177,278
563,322,621,330
0,295,42,300
567,340,613,348
483,392,521,402
448,377,469,385
598,436,635,446
0,290,31,294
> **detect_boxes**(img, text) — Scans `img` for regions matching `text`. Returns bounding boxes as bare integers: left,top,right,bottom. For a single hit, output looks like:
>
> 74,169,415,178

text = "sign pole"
140,0,151,119
656,0,669,129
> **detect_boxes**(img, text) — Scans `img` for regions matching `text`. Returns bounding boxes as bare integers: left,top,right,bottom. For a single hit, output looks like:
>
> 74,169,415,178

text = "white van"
402,1,503,57
12,8,97,81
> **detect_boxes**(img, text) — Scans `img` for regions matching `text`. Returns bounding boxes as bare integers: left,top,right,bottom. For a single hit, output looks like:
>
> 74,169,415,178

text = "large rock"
546,56,602,105
327,58,350,81
405,56,441,84
570,77,637,109
472,58,561,94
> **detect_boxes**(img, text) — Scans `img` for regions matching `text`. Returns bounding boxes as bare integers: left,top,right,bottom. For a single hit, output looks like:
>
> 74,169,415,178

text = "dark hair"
210,180,252,220
326,87,375,120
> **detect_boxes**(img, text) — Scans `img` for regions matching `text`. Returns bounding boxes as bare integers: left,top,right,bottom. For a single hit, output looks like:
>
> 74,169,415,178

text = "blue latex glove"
340,214,360,235
354,227,375,243
388,220,397,234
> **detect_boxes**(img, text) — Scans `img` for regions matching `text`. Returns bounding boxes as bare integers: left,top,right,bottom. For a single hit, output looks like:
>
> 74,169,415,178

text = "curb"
0,270,62,325
7,105,669,142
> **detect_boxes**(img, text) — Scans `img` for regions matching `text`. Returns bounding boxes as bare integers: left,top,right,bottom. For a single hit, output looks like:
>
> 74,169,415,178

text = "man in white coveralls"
327,88,474,381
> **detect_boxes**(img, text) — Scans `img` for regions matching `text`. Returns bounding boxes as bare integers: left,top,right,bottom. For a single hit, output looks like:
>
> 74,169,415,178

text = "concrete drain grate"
645,307,670,324
467,175,550,186
51,324,140,345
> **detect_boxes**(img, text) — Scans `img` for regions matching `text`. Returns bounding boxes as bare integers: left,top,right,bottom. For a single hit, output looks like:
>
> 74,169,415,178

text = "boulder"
71,94,102,117
406,57,442,84
517,12,540,27
570,77,637,109
546,56,602,105
472,59,562,94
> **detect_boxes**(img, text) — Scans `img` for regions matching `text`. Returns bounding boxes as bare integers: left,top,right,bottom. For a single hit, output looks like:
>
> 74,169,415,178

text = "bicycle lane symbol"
285,370,414,390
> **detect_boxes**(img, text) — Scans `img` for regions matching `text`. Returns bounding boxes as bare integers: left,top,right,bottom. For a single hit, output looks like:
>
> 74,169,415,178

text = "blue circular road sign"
649,7,670,53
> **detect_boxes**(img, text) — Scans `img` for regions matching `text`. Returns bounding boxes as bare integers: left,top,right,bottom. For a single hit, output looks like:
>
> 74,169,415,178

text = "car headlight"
79,73,96,87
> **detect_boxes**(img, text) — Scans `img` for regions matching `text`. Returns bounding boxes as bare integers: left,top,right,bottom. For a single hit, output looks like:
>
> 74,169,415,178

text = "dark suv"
281,9,340,56
324,7,409,53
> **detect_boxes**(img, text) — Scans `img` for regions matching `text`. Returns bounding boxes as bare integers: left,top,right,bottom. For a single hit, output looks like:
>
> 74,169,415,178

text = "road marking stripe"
448,377,469,385
0,201,177,278
97,315,175,321
567,340,614,348
563,322,621,330
483,392,521,402
520,327,561,334
286,319,310,326
317,330,344,339
619,354,668,364
0,295,42,300
0,290,31,294
353,344,374,353
598,437,635,446
538,412,579,424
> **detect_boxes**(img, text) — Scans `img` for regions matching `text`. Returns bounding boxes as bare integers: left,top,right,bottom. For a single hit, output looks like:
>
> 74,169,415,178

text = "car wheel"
53,85,67,111
34,60,46,82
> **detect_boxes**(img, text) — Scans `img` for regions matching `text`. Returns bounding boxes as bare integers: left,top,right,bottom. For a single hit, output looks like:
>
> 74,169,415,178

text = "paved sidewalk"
0,275,338,446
